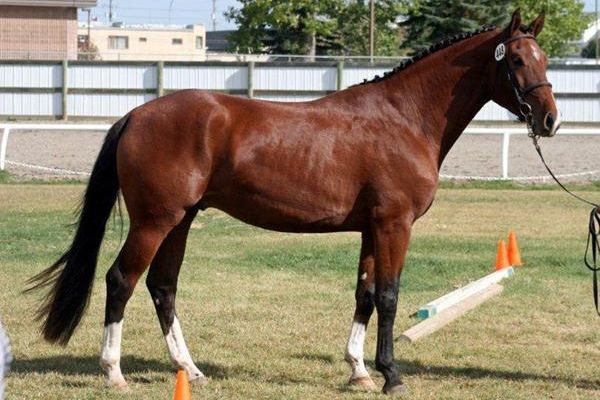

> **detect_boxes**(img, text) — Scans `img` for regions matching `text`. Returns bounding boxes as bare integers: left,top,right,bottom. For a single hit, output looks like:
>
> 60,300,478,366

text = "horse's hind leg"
146,209,208,385
100,222,176,388
345,231,377,391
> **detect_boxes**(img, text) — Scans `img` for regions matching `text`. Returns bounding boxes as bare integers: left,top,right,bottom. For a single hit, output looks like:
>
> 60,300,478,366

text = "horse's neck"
383,31,498,166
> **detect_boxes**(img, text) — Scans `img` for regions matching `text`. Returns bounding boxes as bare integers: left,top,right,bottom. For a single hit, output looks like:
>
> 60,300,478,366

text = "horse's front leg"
373,213,411,395
345,231,377,390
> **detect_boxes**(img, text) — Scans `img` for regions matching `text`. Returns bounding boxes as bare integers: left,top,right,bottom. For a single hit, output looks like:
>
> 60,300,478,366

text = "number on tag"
495,43,506,61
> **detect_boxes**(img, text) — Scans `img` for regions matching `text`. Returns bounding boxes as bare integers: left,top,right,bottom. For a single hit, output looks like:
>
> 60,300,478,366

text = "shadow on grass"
363,359,600,390
11,354,317,387
11,355,231,381
290,352,335,363
11,355,171,376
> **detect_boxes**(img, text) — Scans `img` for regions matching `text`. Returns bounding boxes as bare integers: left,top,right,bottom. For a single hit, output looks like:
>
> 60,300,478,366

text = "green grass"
1,184,600,399
438,179,600,191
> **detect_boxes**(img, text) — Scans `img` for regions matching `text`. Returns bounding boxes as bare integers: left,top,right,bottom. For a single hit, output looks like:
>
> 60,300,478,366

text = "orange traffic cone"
507,231,523,267
173,370,191,400
495,240,510,271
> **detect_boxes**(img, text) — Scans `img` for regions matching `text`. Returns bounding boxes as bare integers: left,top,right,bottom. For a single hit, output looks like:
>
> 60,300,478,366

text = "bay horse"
30,10,559,395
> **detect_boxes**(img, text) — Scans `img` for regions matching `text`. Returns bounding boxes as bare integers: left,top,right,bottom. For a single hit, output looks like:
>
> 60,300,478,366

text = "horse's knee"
146,280,175,310
375,286,398,317
355,284,375,318
146,278,176,334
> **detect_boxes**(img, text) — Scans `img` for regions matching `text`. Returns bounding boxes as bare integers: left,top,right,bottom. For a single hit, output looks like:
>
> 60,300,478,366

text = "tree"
78,40,101,61
225,0,413,57
336,0,411,57
225,0,343,55
402,0,591,57
512,0,591,57
401,0,512,54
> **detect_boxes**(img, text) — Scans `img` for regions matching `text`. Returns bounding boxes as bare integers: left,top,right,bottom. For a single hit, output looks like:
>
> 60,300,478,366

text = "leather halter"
496,33,552,132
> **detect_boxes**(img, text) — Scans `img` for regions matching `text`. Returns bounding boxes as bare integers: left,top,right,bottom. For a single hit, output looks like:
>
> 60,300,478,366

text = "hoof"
347,375,377,391
383,383,407,396
106,378,129,391
190,374,209,387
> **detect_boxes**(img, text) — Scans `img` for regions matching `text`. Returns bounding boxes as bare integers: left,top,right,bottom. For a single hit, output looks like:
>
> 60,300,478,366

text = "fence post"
502,132,510,179
156,60,164,98
247,61,255,98
0,127,11,171
61,60,69,121
336,60,344,91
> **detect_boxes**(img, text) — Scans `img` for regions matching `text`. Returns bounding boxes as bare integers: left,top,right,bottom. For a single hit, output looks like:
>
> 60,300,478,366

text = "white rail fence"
1,124,600,181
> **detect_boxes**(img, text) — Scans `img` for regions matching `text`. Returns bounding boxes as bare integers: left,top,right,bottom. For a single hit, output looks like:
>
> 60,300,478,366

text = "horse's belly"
202,184,366,233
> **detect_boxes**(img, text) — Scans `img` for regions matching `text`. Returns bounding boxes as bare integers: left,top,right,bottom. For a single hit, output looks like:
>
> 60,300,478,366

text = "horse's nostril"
544,113,555,131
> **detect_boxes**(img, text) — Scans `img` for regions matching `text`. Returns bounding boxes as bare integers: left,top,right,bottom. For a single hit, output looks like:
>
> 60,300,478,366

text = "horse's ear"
529,12,546,37
509,9,522,34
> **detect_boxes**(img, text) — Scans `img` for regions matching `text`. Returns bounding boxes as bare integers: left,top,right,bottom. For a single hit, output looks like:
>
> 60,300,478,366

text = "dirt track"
4,127,600,182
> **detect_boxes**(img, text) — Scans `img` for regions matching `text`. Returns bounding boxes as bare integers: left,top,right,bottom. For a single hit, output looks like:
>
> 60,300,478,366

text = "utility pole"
212,0,217,32
594,0,600,64
369,0,375,63
86,8,91,46
169,0,174,25
108,0,114,22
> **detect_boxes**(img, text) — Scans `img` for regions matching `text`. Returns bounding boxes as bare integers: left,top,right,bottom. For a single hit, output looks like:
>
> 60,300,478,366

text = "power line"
97,5,215,12
90,1,234,27
212,0,216,32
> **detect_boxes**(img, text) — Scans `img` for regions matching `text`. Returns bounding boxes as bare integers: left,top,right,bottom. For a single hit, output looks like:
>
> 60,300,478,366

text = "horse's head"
491,10,560,137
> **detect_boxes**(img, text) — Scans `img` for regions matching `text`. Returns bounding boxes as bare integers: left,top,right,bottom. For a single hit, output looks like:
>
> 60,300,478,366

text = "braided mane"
360,25,498,85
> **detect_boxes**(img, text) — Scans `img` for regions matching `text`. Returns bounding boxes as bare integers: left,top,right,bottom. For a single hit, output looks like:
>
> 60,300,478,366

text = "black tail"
27,115,130,345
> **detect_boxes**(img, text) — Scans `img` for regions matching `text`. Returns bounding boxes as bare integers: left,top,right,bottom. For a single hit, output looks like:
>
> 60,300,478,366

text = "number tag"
495,43,506,61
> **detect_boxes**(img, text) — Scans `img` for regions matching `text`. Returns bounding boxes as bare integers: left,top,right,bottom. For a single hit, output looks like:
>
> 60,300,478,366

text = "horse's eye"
512,57,524,67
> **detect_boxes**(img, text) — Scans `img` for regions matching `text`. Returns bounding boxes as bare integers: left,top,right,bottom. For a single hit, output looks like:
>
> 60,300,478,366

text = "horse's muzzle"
542,112,561,137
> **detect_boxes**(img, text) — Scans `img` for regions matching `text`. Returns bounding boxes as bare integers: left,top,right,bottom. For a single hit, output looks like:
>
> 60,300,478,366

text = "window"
139,37,147,43
108,36,128,49
195,36,203,49
172,38,183,45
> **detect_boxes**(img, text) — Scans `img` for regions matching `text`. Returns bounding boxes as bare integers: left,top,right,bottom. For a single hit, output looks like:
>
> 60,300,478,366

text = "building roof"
206,30,234,52
0,0,97,7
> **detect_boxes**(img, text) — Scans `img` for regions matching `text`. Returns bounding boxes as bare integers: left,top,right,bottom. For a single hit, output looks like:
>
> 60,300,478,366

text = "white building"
78,22,206,61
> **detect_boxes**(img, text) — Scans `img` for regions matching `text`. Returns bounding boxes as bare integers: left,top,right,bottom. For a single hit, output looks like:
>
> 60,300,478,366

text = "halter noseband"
494,33,552,136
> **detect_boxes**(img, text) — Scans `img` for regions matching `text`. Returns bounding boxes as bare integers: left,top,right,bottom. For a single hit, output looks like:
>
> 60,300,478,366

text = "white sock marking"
100,321,126,386
345,321,369,379
165,316,205,381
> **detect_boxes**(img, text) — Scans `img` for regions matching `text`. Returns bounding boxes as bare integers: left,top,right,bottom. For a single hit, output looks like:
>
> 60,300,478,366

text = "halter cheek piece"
494,33,552,136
